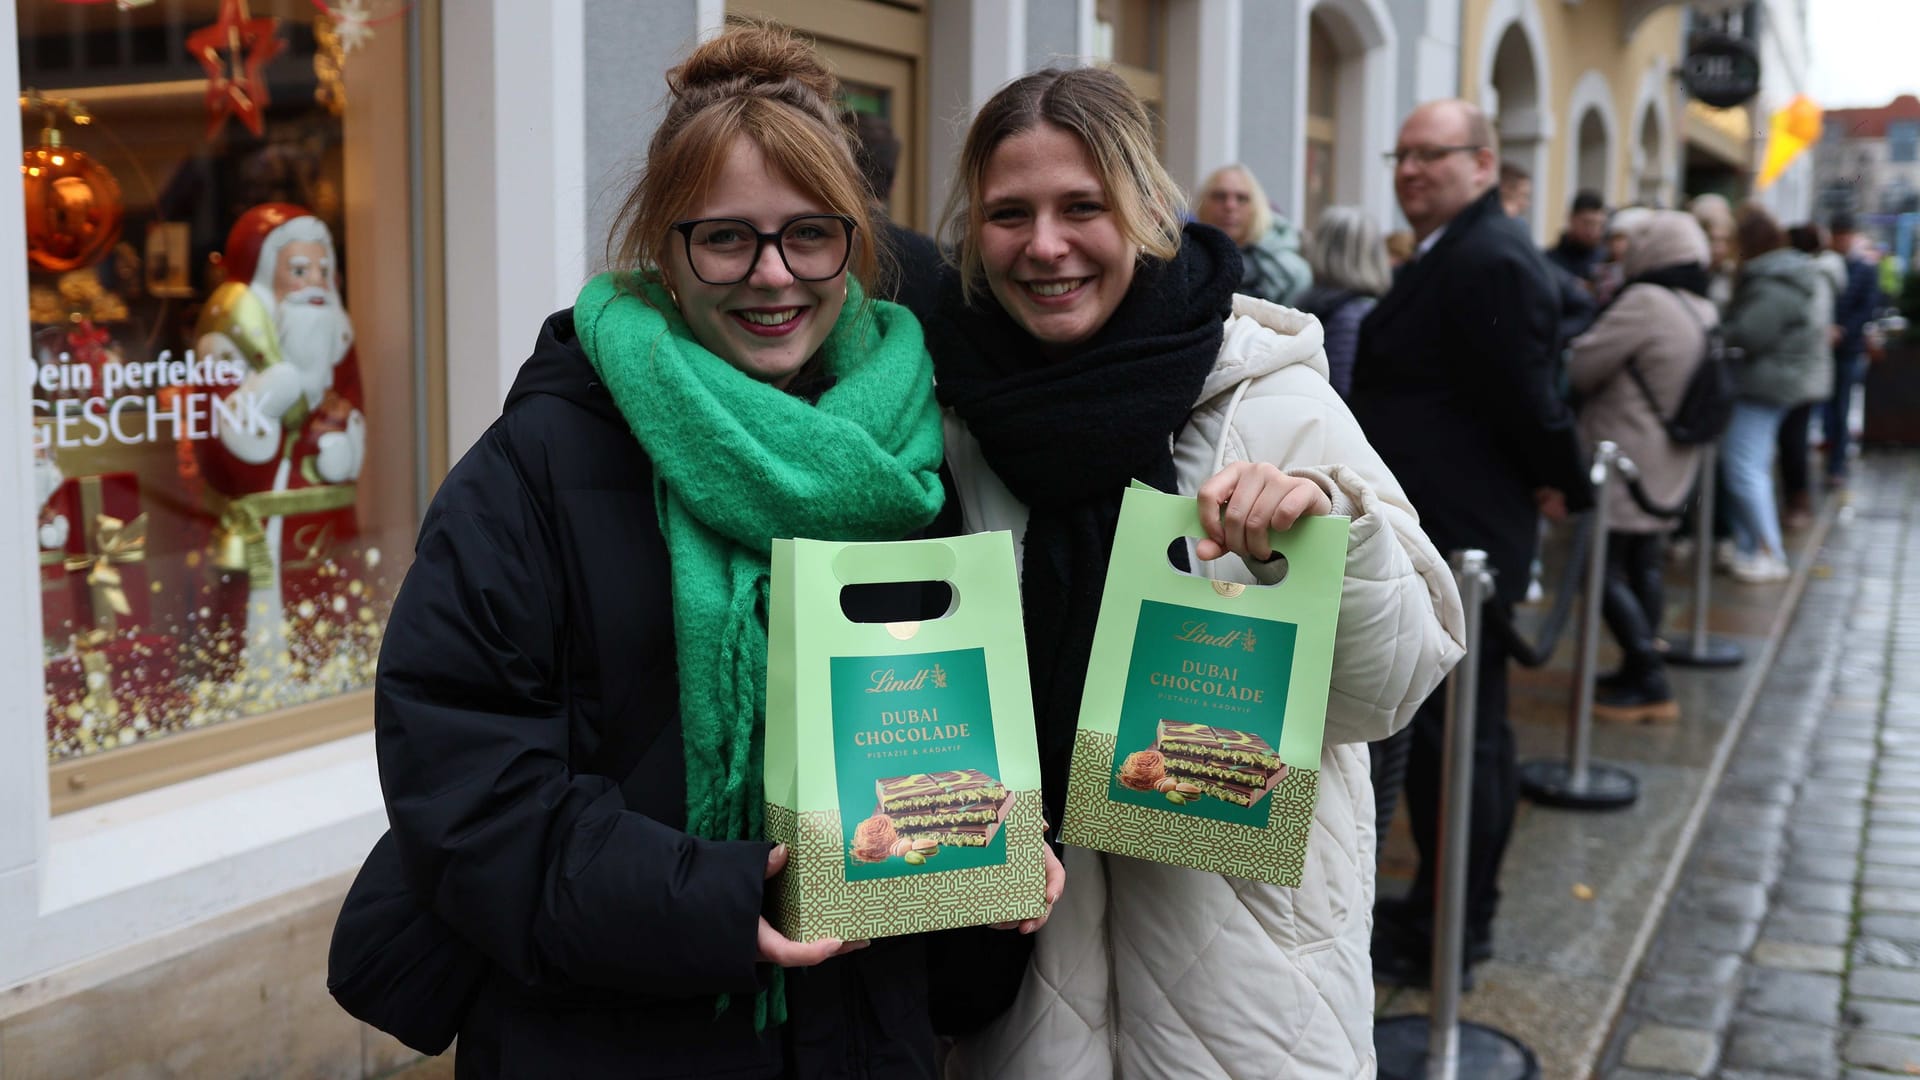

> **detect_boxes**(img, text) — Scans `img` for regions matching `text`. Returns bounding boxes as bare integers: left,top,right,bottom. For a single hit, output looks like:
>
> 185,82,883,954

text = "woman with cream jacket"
926,66,1465,1080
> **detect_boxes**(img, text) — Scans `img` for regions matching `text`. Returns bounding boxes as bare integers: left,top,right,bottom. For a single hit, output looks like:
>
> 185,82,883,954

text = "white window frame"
0,0,587,999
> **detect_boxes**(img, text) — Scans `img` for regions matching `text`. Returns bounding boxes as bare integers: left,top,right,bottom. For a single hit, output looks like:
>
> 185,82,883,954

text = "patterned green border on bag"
1063,731,1320,884
764,792,1047,942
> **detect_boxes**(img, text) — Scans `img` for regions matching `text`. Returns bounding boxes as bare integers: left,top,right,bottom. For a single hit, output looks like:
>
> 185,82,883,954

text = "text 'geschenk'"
31,349,274,450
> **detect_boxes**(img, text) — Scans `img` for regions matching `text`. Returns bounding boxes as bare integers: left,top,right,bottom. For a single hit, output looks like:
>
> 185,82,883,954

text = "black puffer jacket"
374,311,937,1079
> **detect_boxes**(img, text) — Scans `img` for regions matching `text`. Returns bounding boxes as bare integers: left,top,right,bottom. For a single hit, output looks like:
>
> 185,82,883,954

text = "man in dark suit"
1351,99,1589,987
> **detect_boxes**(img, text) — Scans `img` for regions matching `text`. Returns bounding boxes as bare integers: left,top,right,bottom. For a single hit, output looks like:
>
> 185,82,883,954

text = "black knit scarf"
1627,262,1713,298
927,223,1241,834
1599,261,1713,316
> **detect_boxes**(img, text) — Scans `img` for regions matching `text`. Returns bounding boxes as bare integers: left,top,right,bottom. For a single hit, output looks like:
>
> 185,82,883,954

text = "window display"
22,0,420,773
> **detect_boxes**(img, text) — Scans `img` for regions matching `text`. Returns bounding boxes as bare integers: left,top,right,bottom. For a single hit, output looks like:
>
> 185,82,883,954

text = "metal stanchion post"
1664,443,1746,668
1376,551,1539,1080
1518,442,1640,811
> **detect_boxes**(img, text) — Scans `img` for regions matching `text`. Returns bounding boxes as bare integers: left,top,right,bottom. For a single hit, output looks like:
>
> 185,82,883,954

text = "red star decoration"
186,0,285,139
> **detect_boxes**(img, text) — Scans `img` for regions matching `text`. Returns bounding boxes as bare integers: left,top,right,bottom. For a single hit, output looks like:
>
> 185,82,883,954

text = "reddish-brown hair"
1735,202,1786,261
606,22,879,292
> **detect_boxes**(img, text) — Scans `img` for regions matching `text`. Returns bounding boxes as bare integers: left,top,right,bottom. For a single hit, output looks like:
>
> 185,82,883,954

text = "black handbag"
329,668,667,1054
327,830,487,1054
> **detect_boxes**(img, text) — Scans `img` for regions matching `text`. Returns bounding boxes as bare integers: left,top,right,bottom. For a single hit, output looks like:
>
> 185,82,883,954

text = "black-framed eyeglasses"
669,214,857,285
1383,145,1485,167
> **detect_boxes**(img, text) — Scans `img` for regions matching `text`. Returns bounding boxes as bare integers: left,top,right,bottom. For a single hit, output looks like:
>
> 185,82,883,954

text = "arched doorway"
1576,109,1610,198
1295,0,1396,229
1635,103,1668,206
1632,59,1677,210
1565,69,1620,210
1489,22,1548,237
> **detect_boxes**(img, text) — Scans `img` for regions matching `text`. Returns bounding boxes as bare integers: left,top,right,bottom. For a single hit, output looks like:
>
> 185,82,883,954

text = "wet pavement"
1375,452,1917,1079
1592,453,1920,1078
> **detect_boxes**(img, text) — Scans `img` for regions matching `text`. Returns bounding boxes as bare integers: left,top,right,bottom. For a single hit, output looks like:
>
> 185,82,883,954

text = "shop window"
21,0,432,811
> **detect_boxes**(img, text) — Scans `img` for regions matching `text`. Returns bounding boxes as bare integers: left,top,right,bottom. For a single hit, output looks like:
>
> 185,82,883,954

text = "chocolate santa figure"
193,203,365,683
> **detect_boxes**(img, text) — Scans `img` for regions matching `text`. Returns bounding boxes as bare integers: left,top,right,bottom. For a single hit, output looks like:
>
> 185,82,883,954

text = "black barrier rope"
1616,465,1694,521
1483,512,1594,669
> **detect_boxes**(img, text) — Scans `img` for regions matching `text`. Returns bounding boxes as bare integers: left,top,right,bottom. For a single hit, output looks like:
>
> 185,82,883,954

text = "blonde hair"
939,67,1185,303
1196,164,1273,247
606,22,878,294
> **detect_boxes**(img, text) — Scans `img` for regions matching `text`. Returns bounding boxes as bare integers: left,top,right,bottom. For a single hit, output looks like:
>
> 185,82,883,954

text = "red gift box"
44,632,185,757
48,472,152,636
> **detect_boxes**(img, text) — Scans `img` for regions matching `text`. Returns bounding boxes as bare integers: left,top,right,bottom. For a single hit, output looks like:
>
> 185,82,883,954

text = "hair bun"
667,22,838,110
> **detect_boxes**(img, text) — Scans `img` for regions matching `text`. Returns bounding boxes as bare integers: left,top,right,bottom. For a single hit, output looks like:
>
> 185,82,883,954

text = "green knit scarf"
573,271,945,1028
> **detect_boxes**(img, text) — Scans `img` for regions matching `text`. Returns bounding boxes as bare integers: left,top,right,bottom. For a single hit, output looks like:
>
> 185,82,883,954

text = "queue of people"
336,19,1881,1079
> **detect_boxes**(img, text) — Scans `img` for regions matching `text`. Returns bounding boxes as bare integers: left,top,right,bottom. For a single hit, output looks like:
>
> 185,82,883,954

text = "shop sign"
1682,32,1761,110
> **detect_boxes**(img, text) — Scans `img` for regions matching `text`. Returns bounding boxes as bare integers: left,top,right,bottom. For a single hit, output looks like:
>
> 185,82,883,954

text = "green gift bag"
765,532,1049,942
1059,483,1350,886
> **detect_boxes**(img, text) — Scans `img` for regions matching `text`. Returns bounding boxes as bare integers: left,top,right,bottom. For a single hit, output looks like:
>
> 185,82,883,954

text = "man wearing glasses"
1349,99,1588,991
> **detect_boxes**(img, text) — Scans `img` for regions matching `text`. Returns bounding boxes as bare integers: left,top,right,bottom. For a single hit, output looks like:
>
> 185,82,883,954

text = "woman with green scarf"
366,25,1021,1079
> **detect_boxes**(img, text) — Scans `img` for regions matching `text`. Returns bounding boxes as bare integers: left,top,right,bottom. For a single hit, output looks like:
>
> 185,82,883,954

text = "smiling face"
664,136,848,387
1393,103,1496,240
976,123,1139,351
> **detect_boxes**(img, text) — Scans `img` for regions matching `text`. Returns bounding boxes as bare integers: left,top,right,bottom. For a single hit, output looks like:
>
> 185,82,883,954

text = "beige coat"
942,295,1465,1080
1568,211,1719,534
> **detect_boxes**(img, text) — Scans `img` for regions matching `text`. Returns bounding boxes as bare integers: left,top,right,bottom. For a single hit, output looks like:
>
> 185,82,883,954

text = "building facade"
0,0,1461,1071
0,0,1775,1072
1816,94,1920,221
1459,0,1689,243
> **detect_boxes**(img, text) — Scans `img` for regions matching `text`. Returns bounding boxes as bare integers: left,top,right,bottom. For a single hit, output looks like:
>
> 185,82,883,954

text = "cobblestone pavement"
1599,454,1920,1080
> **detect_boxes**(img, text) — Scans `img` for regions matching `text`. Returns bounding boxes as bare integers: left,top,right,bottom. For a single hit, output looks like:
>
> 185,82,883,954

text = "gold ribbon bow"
64,512,148,628
207,484,358,590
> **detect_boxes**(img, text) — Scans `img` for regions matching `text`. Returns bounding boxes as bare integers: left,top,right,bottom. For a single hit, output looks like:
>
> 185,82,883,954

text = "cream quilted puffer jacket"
941,295,1466,1080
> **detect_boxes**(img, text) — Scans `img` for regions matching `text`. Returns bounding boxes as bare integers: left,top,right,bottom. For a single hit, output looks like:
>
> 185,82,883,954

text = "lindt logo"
867,663,949,693
1177,621,1258,653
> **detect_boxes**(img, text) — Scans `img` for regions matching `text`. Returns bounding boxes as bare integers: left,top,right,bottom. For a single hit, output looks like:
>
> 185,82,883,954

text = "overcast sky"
1806,0,1920,109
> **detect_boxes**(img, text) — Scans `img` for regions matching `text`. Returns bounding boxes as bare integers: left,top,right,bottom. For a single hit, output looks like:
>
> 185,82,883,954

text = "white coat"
941,295,1466,1079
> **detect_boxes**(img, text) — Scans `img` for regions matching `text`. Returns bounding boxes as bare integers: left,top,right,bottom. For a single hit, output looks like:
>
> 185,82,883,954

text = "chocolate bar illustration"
874,771,1013,848
875,770,1009,814
1155,721,1287,807
888,801,1003,830
1155,721,1285,772
898,821,1000,847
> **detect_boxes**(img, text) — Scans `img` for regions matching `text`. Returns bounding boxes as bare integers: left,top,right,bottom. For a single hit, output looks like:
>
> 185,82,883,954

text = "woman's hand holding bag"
756,843,871,967
1195,462,1334,563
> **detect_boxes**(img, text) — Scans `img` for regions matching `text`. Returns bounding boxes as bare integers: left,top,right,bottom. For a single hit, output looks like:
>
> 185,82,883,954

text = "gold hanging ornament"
309,0,413,114
314,14,348,116
20,90,125,274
